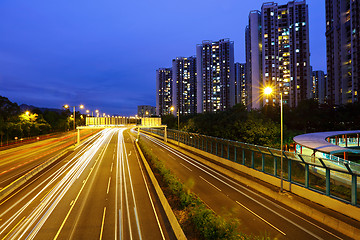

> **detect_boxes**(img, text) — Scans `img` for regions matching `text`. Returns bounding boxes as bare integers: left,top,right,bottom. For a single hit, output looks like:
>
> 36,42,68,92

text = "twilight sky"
0,0,325,116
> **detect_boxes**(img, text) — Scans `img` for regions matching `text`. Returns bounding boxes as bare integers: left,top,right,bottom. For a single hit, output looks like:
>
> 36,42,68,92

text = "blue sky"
0,0,325,115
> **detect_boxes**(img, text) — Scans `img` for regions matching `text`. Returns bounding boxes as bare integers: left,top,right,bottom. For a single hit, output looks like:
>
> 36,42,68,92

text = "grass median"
138,139,270,240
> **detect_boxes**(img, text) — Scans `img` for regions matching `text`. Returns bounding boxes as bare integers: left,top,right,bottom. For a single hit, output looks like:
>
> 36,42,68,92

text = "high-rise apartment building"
137,105,156,117
312,70,326,104
326,0,360,105
196,39,235,113
246,11,262,109
156,68,173,116
246,1,311,109
234,63,247,106
172,57,197,115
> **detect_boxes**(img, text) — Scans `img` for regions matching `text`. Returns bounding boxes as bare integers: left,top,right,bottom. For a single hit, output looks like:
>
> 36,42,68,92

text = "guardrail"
142,128,360,206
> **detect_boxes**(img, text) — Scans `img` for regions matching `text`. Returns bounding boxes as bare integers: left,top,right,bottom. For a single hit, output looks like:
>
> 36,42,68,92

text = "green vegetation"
162,100,360,149
0,95,84,145
139,140,270,240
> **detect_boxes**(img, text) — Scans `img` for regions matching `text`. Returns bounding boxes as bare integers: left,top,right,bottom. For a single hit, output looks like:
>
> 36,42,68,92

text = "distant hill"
19,104,63,114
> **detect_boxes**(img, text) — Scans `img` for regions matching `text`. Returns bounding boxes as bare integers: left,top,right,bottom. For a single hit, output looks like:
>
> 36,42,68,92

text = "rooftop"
293,130,360,155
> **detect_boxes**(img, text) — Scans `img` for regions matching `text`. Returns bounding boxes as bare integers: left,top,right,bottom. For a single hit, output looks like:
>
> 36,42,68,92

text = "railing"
142,128,360,206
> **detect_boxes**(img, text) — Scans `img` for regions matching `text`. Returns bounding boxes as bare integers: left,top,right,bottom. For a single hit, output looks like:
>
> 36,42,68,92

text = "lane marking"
133,139,166,240
180,162,192,172
145,134,327,239
107,177,111,194
110,162,113,172
99,207,106,240
199,176,221,192
236,201,286,235
1,216,25,240
168,154,176,160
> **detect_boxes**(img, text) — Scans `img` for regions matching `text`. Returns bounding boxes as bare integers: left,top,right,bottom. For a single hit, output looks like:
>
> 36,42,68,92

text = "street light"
63,104,84,144
264,86,284,192
170,106,180,145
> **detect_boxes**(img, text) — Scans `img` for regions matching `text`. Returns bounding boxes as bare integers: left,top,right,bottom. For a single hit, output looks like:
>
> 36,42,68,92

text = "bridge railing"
142,128,360,206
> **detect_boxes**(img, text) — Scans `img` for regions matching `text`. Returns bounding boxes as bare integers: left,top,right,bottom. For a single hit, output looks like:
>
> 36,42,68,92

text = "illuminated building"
156,68,173,115
196,39,235,113
246,1,311,108
172,56,197,115
312,70,326,104
326,0,360,105
234,62,247,106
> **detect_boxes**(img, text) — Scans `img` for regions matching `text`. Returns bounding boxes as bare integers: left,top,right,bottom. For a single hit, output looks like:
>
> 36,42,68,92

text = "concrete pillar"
345,134,348,147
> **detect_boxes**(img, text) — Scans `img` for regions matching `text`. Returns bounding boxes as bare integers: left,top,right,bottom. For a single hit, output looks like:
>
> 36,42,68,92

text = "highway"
0,129,96,189
139,131,359,240
0,128,174,239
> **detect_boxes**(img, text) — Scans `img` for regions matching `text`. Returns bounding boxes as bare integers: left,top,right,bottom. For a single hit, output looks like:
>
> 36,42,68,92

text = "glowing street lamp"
264,86,284,192
170,106,180,146
63,104,84,144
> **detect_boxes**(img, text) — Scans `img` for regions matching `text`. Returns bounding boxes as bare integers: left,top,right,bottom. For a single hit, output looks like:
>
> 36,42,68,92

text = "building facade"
246,1,311,109
196,39,235,113
234,62,247,106
311,70,326,104
246,11,262,109
137,105,156,118
326,0,360,105
172,57,197,115
156,68,173,116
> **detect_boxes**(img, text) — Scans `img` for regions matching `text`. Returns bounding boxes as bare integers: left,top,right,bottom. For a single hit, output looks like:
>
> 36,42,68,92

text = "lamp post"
64,104,84,144
170,106,180,145
264,87,284,192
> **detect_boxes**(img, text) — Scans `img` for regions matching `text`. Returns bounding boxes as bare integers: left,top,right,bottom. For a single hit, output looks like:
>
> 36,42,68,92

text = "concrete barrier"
135,141,187,240
0,148,71,202
0,131,97,203
142,131,360,239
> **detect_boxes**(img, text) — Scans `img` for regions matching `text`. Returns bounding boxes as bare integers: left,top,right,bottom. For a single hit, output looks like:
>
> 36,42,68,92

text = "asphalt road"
0,128,174,240
139,131,359,240
0,129,96,189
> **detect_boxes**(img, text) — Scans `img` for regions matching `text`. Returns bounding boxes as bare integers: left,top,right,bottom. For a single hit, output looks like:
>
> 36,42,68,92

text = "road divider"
0,148,71,202
0,131,98,203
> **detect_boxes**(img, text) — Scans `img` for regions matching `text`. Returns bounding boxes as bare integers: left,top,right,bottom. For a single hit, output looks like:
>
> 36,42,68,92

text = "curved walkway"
294,130,360,155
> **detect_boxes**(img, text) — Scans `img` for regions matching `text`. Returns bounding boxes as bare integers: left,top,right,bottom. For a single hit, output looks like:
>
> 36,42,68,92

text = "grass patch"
139,139,270,240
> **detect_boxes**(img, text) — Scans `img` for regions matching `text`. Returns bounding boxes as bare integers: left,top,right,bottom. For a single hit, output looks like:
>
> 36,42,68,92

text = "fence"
142,128,360,206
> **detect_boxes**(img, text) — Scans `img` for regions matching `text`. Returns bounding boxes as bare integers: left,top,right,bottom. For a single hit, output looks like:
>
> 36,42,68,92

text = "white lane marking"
199,176,221,192
129,151,131,156
107,177,111,194
119,209,122,240
168,154,176,160
142,134,327,240
111,162,113,172
134,207,142,240
123,132,142,240
99,207,106,240
159,148,165,153
133,140,166,240
180,162,192,172
236,201,286,235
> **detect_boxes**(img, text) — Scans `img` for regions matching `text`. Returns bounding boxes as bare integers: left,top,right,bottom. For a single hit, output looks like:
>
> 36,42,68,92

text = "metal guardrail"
143,128,360,206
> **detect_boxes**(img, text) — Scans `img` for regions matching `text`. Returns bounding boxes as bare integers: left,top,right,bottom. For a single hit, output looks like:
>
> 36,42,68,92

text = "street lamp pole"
280,92,283,192
264,87,284,192
177,109,180,146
